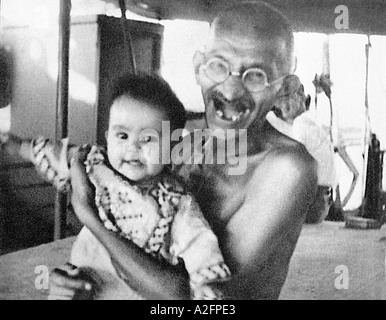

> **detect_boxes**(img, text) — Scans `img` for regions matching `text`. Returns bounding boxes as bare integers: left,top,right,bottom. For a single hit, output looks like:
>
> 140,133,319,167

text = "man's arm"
83,216,191,300
219,148,318,299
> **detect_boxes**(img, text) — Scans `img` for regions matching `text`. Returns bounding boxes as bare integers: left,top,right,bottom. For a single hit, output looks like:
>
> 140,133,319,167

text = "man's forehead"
209,22,287,50
205,31,285,73
207,29,284,51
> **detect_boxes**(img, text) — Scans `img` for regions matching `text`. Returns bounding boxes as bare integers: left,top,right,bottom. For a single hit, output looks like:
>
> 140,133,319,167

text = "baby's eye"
116,132,129,140
143,136,158,143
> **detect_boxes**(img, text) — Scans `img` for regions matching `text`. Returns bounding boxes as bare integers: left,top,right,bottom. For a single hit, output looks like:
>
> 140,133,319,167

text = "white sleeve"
169,195,231,300
29,137,72,192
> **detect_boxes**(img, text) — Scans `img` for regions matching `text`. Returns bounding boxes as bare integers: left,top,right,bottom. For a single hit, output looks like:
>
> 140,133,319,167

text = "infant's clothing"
28,137,231,299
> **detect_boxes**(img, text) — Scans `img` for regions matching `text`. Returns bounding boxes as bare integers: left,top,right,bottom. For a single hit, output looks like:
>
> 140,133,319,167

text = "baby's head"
105,73,186,182
273,74,308,122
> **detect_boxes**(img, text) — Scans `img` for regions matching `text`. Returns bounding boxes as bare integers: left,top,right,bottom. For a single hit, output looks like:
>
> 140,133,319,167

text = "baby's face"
106,96,165,182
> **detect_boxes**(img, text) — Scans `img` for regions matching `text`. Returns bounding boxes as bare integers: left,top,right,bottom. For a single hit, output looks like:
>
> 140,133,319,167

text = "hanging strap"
118,0,138,75
364,36,371,137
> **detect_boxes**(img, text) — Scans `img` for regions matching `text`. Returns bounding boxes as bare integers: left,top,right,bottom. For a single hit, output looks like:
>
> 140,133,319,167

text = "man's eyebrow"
244,62,268,70
209,53,269,71
205,50,227,61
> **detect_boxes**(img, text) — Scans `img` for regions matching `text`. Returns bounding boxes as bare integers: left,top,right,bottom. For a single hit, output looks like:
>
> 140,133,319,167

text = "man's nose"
219,75,248,101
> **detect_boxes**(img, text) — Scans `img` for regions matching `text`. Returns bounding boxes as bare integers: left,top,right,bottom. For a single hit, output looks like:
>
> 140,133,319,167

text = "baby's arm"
0,132,78,192
170,194,231,300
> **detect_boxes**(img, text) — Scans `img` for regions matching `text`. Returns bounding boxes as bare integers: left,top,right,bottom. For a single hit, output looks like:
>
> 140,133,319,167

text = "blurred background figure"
267,74,337,223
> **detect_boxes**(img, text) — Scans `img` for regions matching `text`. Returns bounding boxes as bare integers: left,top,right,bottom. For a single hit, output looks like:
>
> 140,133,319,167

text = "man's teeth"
216,109,251,122
216,110,224,118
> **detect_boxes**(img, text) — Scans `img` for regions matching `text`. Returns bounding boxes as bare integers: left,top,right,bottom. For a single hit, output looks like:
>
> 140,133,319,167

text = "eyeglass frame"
202,57,287,93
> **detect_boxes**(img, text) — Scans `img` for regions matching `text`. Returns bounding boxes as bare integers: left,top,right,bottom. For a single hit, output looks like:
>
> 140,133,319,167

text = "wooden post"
118,0,137,74
54,0,71,240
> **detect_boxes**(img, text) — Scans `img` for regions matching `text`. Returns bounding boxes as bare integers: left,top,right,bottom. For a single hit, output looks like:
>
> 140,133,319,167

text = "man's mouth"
212,96,252,123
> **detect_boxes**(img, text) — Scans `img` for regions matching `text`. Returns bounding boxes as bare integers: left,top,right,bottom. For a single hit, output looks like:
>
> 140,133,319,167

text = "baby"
0,73,231,299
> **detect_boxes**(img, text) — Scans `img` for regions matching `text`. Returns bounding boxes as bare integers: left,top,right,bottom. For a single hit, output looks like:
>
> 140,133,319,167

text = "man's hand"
69,145,99,227
48,263,97,300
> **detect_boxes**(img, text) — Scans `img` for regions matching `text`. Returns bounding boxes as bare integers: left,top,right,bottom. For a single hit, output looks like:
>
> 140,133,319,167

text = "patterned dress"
29,137,231,299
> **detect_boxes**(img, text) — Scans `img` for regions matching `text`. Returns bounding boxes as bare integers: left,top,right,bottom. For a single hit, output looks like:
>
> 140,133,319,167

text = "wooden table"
0,222,385,300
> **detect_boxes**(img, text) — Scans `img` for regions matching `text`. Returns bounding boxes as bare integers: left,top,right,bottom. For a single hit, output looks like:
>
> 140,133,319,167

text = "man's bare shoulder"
249,124,316,175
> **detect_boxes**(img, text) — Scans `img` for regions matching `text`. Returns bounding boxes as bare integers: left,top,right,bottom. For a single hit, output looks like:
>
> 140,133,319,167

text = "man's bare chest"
189,165,249,226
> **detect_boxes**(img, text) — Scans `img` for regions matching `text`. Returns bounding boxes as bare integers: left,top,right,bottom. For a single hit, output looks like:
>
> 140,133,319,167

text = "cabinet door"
96,16,164,145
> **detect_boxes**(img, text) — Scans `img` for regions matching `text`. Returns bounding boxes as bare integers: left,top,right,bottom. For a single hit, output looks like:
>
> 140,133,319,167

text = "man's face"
106,97,165,182
195,31,288,132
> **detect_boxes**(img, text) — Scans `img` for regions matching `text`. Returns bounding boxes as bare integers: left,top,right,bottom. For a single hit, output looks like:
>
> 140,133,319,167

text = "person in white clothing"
267,74,337,223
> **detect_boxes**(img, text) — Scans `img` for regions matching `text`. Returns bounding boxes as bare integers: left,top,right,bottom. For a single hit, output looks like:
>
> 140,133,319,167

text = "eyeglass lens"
204,58,269,92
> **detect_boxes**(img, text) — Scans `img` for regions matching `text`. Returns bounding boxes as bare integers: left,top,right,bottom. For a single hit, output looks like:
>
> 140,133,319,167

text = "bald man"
185,2,317,299
50,1,317,300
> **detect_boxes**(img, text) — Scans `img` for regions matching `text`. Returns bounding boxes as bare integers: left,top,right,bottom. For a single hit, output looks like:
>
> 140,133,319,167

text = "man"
267,74,336,224
50,1,317,300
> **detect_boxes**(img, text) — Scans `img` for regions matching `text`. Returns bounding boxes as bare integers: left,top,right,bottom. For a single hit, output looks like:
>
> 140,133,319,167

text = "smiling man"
179,1,318,299
49,1,318,300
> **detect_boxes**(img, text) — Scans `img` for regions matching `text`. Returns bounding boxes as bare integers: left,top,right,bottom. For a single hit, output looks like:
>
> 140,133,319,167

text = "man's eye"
116,133,128,140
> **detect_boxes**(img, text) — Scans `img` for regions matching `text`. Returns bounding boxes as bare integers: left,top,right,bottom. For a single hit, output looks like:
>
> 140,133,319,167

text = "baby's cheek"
106,148,119,169
142,143,161,165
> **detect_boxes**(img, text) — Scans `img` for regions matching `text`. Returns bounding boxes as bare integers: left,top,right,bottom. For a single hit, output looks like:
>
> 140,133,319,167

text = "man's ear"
193,51,205,85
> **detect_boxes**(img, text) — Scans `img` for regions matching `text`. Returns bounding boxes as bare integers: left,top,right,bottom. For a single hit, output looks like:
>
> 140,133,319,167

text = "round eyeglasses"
203,57,284,93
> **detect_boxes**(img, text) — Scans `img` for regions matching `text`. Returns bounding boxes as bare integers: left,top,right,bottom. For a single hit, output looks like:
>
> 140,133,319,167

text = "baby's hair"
109,73,186,133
